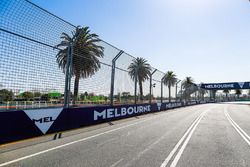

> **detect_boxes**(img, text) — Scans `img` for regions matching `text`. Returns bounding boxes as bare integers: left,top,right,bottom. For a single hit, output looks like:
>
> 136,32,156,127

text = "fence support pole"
64,44,72,108
209,90,212,101
134,67,138,105
175,80,181,102
68,44,74,106
63,28,85,108
180,83,183,103
149,69,157,104
110,50,124,106
175,84,178,102
161,76,165,103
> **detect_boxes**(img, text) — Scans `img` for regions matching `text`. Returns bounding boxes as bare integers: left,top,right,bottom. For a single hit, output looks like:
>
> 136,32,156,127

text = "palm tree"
163,71,177,102
182,77,195,101
211,90,217,100
235,89,242,99
223,89,230,100
56,26,104,104
128,57,151,101
198,87,208,101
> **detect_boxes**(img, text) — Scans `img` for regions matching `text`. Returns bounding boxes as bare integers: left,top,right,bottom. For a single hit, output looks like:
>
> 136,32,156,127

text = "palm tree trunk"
73,74,80,105
168,85,171,103
139,80,143,101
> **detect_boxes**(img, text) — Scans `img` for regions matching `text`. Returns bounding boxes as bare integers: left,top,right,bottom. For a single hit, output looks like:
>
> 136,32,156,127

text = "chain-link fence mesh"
0,0,183,111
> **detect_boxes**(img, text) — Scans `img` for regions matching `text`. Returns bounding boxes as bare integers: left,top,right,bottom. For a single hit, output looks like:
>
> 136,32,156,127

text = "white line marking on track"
0,118,153,167
170,112,207,167
110,158,123,167
224,107,250,146
160,110,208,167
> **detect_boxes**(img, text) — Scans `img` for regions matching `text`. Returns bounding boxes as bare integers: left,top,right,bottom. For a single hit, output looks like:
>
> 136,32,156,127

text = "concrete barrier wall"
0,101,202,144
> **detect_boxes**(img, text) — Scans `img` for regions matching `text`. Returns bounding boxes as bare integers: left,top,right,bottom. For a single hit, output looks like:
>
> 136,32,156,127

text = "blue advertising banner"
49,102,184,133
200,82,250,90
0,111,43,144
0,101,200,144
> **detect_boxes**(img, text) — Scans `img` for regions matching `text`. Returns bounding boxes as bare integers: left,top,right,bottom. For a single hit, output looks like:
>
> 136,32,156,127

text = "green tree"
121,92,130,102
235,89,242,99
128,57,151,101
84,91,88,97
211,90,217,100
198,87,208,101
34,92,41,97
163,71,177,102
41,94,49,101
22,91,34,100
182,77,195,101
0,89,14,102
223,89,230,100
56,26,104,104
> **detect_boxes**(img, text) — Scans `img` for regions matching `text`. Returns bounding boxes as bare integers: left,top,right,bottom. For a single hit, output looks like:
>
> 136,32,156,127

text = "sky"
31,0,250,84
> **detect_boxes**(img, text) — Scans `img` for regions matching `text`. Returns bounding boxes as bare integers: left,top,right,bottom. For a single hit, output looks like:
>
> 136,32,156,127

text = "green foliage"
182,77,196,100
34,92,41,97
234,89,242,99
41,94,49,101
197,87,208,100
0,89,14,102
22,91,34,100
163,71,177,87
235,89,242,95
48,92,61,98
235,89,242,99
88,95,106,102
163,71,177,102
56,26,104,104
121,92,130,97
128,57,151,82
128,57,151,100
84,91,88,97
211,90,217,99
223,89,230,94
80,94,86,100
79,93,107,102
182,77,194,90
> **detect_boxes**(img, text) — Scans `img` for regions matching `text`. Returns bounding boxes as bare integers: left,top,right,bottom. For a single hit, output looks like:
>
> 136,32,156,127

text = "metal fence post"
161,76,165,103
175,80,181,102
64,44,71,108
180,83,183,103
149,69,157,104
134,67,138,105
209,90,212,101
65,28,85,107
68,44,74,106
110,50,124,106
